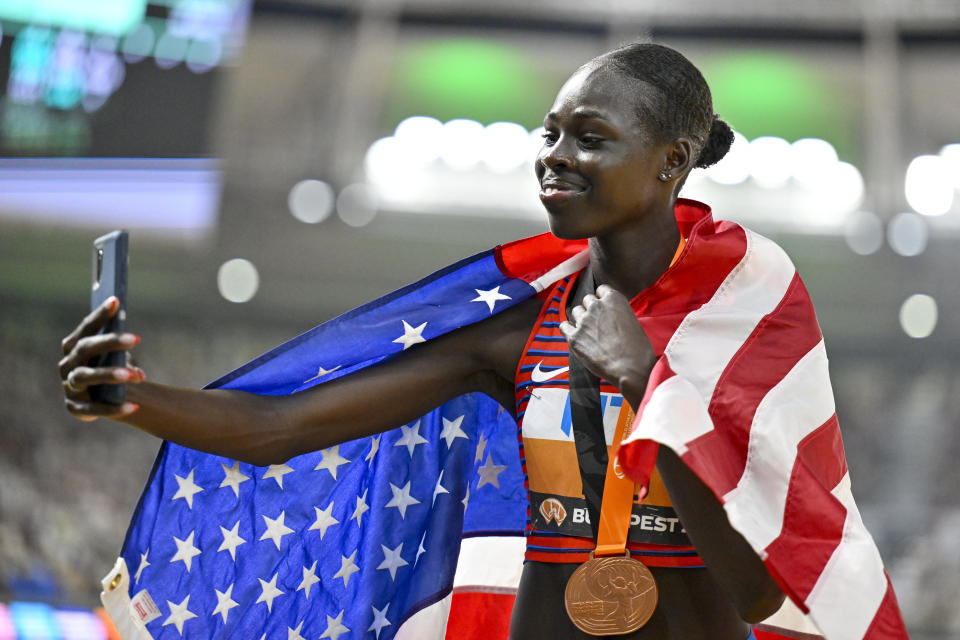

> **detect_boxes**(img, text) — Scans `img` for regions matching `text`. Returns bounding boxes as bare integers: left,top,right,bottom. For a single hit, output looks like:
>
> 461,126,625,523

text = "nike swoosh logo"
530,361,570,383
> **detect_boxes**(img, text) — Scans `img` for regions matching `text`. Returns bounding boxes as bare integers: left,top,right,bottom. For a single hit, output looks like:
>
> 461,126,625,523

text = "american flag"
100,232,588,639
101,200,907,639
618,205,909,639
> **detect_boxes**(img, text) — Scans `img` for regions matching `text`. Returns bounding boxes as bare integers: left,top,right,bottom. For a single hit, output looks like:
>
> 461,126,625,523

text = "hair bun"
695,116,734,168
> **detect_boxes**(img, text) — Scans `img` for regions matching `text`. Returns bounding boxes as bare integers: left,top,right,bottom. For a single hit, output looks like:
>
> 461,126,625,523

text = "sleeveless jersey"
514,272,704,568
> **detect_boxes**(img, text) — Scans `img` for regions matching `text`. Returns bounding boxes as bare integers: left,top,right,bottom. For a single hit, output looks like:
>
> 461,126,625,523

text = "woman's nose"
538,138,573,172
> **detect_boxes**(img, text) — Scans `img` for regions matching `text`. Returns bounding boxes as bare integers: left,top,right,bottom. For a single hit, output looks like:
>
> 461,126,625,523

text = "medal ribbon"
591,235,685,559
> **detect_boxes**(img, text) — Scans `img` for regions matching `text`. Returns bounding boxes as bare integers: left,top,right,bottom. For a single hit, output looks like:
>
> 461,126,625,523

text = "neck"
587,200,681,299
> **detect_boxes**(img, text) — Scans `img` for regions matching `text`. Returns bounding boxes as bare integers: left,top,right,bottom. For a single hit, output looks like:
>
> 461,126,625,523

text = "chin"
544,212,595,241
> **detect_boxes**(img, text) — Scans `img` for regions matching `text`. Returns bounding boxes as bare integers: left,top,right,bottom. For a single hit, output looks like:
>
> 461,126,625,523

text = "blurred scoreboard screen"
0,0,250,157
0,0,252,229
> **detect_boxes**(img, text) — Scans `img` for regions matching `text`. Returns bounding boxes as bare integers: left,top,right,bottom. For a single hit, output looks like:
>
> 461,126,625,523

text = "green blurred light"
0,0,147,36
385,39,555,130
701,51,856,159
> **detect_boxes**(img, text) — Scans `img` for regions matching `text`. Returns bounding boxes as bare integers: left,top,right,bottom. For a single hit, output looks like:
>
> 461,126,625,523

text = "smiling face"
535,63,680,240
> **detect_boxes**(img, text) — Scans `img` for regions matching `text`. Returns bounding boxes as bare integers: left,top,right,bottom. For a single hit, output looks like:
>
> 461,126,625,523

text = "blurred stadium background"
1,0,959,637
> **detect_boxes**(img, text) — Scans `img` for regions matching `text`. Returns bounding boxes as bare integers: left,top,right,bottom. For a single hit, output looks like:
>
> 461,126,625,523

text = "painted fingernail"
115,369,131,381
120,334,140,346
135,368,147,382
121,402,139,414
109,297,119,311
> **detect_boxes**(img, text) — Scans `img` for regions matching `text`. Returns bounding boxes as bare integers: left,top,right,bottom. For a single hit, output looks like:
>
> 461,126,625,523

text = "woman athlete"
60,44,786,638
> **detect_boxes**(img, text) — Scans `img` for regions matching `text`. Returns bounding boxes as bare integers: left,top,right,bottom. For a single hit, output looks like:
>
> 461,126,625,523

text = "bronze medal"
564,554,658,636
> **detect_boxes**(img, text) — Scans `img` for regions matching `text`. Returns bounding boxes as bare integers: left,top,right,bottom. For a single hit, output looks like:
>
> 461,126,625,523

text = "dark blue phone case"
89,230,128,405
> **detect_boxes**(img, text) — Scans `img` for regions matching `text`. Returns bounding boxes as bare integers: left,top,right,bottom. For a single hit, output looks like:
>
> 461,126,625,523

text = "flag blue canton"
117,248,533,639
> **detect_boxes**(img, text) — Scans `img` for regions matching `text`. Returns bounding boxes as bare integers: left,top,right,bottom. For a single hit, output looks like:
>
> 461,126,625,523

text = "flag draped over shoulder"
101,199,907,640
618,203,909,639
100,232,589,640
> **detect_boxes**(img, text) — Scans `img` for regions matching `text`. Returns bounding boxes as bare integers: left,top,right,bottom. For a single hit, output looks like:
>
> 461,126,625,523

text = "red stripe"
446,591,514,640
496,233,586,281
618,359,674,484
764,416,846,602
682,273,822,496
863,574,909,640
630,221,747,355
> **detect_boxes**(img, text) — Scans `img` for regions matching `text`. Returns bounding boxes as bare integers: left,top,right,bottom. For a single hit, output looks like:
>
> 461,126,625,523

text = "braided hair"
597,43,734,169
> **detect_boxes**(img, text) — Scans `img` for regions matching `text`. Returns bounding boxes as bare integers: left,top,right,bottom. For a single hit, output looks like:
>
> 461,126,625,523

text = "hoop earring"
658,170,671,182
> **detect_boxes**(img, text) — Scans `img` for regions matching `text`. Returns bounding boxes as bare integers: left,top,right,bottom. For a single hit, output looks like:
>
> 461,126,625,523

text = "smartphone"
89,230,129,405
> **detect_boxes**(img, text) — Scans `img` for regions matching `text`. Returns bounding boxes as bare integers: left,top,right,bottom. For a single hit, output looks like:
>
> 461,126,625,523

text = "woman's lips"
539,183,585,203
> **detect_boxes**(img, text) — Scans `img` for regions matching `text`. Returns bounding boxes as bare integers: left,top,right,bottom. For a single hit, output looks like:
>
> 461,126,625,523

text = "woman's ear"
665,138,694,176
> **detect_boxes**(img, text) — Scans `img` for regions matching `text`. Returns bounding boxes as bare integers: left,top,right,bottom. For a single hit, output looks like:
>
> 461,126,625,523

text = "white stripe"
622,374,713,456
665,229,796,404
804,473,888,640
723,341,836,551
99,558,156,640
393,592,452,640
453,536,525,590
528,250,589,292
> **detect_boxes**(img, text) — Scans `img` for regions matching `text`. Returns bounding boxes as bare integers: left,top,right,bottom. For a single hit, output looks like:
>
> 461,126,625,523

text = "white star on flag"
385,481,421,519
394,421,429,457
376,543,409,580
162,595,197,635
218,461,249,498
171,469,203,509
260,511,295,550
365,434,381,463
415,532,427,565
439,414,469,449
287,622,306,640
211,583,239,624
256,572,284,612
351,490,370,527
297,561,321,599
133,549,150,584
308,502,339,539
392,320,427,350
432,470,449,506
262,463,294,489
319,610,350,640
170,531,201,572
217,521,245,561
471,286,512,313
303,364,341,384
477,453,508,489
368,604,391,639
475,432,488,463
314,445,350,480
333,550,360,587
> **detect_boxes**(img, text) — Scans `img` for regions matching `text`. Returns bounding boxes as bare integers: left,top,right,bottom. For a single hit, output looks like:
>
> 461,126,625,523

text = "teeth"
544,187,558,195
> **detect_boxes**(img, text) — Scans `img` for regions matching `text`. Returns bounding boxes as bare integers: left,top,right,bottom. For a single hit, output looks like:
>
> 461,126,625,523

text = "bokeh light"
706,131,750,185
394,116,443,168
887,212,928,257
791,137,839,189
481,121,530,173
940,144,960,189
899,294,938,339
748,136,792,188
823,161,865,214
217,258,259,303
438,119,484,170
905,154,954,216
844,210,884,255
288,179,335,224
337,183,378,227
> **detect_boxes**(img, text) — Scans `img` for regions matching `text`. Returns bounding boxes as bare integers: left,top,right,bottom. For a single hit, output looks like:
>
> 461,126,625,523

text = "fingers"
61,296,119,355
63,365,143,394
64,397,140,421
58,332,139,379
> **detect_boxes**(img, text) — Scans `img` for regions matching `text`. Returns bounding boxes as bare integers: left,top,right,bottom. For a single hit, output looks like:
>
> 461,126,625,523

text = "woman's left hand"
559,284,657,405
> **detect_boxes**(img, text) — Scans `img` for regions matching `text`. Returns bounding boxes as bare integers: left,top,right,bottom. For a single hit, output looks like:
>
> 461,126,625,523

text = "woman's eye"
580,136,602,148
541,131,558,144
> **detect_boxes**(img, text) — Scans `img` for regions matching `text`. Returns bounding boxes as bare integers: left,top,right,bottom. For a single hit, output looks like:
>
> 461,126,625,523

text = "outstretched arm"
560,284,785,623
60,296,536,466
